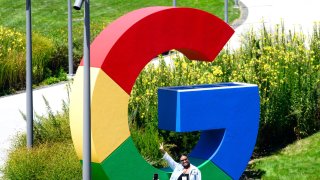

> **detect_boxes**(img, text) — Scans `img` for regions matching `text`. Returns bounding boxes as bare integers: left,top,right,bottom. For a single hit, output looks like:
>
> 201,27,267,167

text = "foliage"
1,94,82,179
40,68,67,86
14,96,71,148
228,23,320,151
0,27,25,94
2,142,82,180
248,132,320,179
0,27,56,95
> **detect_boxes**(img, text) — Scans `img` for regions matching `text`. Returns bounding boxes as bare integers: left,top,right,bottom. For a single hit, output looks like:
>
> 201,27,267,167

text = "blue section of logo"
158,82,260,179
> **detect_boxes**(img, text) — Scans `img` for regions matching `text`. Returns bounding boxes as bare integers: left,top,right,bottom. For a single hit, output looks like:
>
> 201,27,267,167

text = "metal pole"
26,0,33,149
68,0,74,77
224,0,228,23
173,0,176,7
83,0,91,179
234,0,239,8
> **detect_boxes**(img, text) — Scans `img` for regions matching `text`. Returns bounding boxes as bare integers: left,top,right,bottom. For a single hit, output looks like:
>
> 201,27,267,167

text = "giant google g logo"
70,6,260,179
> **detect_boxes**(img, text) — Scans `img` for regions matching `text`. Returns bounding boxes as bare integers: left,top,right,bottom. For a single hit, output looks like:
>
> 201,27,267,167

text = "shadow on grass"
240,164,266,180
240,167,265,180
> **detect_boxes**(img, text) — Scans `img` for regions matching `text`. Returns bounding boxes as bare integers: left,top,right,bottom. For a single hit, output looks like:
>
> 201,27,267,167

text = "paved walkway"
1,0,320,174
0,82,69,170
228,0,320,49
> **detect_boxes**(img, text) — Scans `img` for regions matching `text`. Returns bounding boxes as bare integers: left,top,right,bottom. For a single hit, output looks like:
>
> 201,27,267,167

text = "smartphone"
153,173,158,180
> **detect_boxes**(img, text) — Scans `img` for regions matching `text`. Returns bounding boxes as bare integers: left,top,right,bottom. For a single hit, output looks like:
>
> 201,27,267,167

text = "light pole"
68,0,74,77
173,0,176,7
26,0,33,149
234,0,239,8
74,0,91,179
224,0,228,23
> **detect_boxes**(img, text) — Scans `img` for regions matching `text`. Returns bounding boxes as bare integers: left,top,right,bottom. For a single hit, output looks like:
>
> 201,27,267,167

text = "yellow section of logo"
70,67,130,162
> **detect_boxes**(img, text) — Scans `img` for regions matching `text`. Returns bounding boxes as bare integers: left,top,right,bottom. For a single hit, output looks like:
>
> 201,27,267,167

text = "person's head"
179,154,190,169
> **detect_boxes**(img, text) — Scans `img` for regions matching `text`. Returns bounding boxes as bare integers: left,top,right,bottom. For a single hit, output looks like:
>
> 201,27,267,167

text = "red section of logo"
82,7,234,94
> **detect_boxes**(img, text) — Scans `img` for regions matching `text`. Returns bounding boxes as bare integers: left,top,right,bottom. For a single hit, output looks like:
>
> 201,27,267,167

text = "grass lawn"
250,132,320,179
0,0,240,42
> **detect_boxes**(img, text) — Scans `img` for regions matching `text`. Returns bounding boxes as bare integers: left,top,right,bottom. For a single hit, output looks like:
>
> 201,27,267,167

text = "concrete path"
1,0,320,175
228,0,320,49
0,82,69,171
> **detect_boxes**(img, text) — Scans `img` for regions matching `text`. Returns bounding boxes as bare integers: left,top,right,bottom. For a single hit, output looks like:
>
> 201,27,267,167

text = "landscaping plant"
0,27,65,95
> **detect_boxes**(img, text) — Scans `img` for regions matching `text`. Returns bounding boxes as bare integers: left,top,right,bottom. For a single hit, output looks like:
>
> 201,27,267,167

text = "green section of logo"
91,137,170,180
197,159,232,180
88,137,231,179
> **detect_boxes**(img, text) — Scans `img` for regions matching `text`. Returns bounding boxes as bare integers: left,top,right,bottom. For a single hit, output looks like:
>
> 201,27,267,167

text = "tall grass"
14,96,71,149
0,27,25,93
1,95,82,179
2,143,82,180
0,27,60,95
227,23,320,150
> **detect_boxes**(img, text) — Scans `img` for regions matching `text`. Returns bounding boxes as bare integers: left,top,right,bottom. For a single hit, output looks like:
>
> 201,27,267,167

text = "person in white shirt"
159,143,201,180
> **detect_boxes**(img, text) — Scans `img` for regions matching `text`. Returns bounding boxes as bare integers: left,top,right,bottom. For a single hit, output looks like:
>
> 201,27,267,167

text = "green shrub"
40,68,67,86
0,27,25,93
16,96,71,148
32,33,55,84
225,23,320,151
1,95,82,179
34,98,70,145
2,143,82,180
0,27,56,95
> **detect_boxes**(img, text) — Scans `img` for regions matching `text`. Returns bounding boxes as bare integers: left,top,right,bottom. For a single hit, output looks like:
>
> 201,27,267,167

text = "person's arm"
163,152,179,170
159,143,179,170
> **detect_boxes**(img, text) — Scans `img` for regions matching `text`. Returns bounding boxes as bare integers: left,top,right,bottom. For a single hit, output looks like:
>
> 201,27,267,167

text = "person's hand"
159,142,166,154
